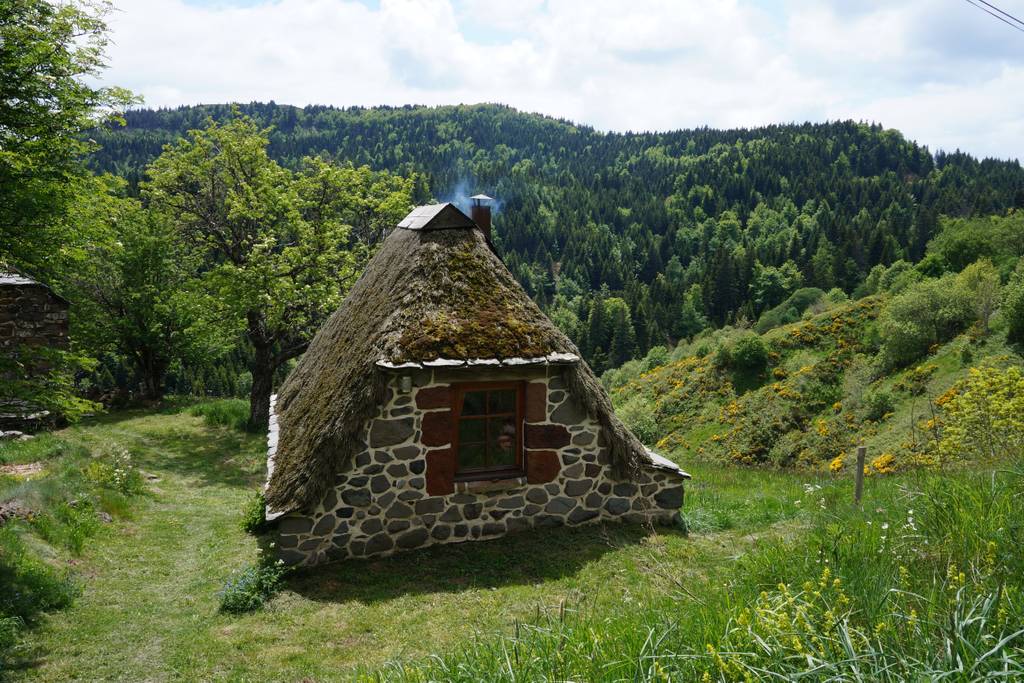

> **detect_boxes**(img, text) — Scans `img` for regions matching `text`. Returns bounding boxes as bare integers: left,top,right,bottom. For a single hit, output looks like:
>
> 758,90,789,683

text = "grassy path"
11,409,815,681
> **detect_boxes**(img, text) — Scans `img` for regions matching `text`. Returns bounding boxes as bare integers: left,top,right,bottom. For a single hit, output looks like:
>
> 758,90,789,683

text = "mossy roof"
265,220,654,513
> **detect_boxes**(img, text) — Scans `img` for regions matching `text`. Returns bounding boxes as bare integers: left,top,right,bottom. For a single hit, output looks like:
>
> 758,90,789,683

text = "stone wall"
0,283,69,351
273,365,686,566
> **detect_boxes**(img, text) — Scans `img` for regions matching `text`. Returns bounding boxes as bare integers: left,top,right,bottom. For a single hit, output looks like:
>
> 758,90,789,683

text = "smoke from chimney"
470,193,493,244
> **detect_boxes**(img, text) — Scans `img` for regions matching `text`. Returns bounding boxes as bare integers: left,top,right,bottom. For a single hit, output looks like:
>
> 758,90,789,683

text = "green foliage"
957,258,1001,334
240,491,268,535
0,0,136,279
877,273,972,368
84,447,144,496
361,465,1024,681
144,115,413,428
715,331,769,375
1003,261,1024,345
928,212,1024,275
937,366,1024,462
862,388,896,421
189,399,251,432
218,557,287,614
0,346,100,422
88,104,1024,371
68,179,224,400
0,526,78,669
754,287,825,333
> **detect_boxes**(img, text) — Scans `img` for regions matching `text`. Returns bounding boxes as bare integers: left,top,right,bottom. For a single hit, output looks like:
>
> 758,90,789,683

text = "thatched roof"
265,206,654,513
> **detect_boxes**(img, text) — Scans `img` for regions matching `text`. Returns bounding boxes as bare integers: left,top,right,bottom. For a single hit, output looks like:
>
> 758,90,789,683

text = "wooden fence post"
854,445,866,505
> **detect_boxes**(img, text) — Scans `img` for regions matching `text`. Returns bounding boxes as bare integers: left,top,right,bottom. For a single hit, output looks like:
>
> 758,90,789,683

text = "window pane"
488,416,517,467
458,443,487,470
488,389,516,414
461,390,486,416
458,418,485,444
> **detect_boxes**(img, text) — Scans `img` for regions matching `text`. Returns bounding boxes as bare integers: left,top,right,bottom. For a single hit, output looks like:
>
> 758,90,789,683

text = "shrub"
240,491,269,535
190,399,250,431
937,366,1024,461
862,389,895,422
755,287,825,332
85,448,144,496
1004,261,1024,345
218,558,287,614
877,274,972,368
616,395,660,445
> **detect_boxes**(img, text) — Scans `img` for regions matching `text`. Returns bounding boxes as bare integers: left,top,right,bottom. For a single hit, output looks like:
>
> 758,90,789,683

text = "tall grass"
189,398,251,432
362,463,1024,681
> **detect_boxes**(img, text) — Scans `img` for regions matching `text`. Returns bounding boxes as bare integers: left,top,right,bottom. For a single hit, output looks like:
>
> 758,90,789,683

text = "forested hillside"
90,103,1024,372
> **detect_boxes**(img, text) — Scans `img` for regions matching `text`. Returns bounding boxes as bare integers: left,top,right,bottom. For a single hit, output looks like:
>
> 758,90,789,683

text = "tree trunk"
135,350,167,402
247,310,274,432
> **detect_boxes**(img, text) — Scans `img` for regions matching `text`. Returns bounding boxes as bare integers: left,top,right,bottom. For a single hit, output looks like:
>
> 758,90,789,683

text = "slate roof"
396,203,476,231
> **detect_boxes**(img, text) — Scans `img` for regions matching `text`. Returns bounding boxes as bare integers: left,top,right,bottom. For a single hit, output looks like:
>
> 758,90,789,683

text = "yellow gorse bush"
937,366,1024,461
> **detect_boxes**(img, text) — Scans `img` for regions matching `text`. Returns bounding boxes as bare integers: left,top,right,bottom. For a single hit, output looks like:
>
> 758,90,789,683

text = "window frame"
450,380,525,481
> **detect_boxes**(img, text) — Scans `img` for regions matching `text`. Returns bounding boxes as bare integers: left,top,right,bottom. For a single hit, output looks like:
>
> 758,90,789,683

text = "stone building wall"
0,281,69,351
272,365,686,566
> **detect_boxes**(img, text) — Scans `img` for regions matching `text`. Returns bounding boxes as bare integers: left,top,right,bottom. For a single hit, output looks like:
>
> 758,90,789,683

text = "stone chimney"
469,194,493,244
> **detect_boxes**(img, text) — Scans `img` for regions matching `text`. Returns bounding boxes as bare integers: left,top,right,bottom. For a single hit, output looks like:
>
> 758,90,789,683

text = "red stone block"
421,410,452,446
525,382,546,423
415,385,451,410
525,423,570,449
425,448,455,496
526,449,560,484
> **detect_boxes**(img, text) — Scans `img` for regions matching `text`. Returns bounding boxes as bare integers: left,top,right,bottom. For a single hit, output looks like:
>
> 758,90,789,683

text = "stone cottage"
0,270,70,431
264,200,689,566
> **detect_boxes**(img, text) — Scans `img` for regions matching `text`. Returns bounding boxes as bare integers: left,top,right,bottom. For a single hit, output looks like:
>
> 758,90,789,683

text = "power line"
976,0,1024,27
964,0,1024,33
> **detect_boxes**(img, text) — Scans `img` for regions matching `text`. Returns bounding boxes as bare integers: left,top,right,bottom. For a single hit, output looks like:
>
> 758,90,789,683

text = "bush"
240,491,269,535
190,399,250,431
1004,261,1024,345
717,332,769,375
862,389,896,422
755,287,825,332
85,448,144,496
937,366,1024,461
616,394,659,445
218,558,287,614
877,274,972,368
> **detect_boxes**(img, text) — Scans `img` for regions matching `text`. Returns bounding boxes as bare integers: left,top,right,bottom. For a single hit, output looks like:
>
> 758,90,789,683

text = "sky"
98,0,1024,161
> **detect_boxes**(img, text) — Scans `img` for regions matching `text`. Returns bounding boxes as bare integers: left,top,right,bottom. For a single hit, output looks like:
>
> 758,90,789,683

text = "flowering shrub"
85,448,143,495
937,366,1024,461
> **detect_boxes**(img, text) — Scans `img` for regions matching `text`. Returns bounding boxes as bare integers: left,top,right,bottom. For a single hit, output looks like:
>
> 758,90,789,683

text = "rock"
397,527,429,549
526,488,548,505
278,516,313,534
364,533,394,556
545,497,575,515
312,514,336,536
415,386,451,410
525,382,547,422
369,417,414,447
551,396,586,424
387,520,411,533
415,498,445,515
568,507,599,524
525,423,571,449
431,525,452,540
421,411,453,447
526,449,560,484
370,475,390,494
655,486,684,509
564,479,591,497
394,445,421,461
604,498,631,515
386,501,414,518
341,488,372,507
361,518,383,534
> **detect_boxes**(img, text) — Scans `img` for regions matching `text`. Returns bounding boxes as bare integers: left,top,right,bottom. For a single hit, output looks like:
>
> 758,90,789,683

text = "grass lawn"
5,406,829,681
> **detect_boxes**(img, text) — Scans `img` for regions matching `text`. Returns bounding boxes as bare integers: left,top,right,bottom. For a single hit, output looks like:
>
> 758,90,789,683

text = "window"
452,381,524,478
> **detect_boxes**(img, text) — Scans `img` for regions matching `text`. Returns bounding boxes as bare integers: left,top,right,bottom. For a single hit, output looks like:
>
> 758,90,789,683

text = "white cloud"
99,0,1024,160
